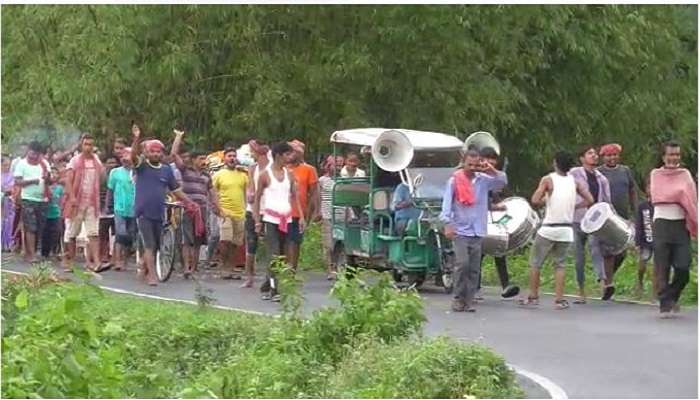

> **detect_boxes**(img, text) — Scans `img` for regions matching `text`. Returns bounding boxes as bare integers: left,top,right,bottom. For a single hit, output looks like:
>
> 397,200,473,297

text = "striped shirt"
180,167,212,209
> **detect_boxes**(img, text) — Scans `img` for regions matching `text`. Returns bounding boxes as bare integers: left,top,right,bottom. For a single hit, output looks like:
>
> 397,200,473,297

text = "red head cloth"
288,139,305,154
600,143,622,156
248,140,269,156
144,140,164,153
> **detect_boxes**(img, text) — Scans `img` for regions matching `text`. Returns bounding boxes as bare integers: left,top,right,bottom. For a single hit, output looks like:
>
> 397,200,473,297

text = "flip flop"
518,296,539,307
94,264,112,273
555,299,570,310
602,285,615,301
573,298,587,304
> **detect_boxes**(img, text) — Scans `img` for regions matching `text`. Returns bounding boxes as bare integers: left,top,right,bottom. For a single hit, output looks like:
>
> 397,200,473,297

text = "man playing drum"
597,143,638,299
476,146,520,299
521,152,594,309
569,145,613,303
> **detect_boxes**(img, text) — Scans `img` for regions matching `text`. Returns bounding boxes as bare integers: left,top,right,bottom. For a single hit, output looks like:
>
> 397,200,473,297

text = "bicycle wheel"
155,226,176,282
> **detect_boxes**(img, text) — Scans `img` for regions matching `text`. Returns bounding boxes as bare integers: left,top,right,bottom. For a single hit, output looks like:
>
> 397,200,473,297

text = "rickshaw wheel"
333,244,358,280
391,269,403,283
405,272,425,288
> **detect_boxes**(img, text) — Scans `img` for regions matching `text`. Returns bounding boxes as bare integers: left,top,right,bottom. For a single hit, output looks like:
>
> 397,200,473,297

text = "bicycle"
153,201,185,282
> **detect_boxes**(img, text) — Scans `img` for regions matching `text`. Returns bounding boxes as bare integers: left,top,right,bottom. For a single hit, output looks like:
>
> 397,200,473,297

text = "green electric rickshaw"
329,128,463,292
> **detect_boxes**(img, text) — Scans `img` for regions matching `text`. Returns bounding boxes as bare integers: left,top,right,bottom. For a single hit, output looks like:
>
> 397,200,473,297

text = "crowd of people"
440,141,696,317
1,127,697,316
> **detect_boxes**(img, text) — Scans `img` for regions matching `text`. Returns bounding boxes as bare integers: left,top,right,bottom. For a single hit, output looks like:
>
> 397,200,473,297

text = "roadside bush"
328,337,524,399
2,268,521,399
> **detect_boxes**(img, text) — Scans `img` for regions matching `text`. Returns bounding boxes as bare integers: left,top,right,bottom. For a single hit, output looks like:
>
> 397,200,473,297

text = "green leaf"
14,290,28,309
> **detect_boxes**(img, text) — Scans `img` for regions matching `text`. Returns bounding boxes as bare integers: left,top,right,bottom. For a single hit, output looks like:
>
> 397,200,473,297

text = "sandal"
602,285,615,301
555,299,570,310
518,296,539,306
573,298,587,304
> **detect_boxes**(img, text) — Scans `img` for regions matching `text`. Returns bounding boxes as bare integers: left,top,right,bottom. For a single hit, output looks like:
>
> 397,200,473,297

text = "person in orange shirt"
286,140,319,271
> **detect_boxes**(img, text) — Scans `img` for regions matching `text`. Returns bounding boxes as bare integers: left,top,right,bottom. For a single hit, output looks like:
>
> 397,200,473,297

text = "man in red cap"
130,124,194,286
597,143,638,298
286,139,319,271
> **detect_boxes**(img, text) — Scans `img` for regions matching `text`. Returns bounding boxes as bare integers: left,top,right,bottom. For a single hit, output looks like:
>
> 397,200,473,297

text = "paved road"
2,256,697,399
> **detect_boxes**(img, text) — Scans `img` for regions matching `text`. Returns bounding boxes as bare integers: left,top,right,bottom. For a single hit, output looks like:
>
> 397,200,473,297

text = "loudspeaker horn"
371,130,414,172
464,131,500,156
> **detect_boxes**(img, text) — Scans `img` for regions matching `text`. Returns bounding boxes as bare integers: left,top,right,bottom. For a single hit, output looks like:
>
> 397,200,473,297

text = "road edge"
2,268,569,399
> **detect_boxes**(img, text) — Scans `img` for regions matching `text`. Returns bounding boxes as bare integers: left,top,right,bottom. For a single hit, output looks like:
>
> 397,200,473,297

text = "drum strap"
542,223,573,227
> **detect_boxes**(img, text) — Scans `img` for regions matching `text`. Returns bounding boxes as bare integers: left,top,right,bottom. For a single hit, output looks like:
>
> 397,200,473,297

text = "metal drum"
581,202,635,255
483,197,541,256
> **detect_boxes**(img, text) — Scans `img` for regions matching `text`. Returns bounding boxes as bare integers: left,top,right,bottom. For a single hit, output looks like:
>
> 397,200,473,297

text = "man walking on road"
13,141,51,264
440,149,507,313
286,140,318,271
649,140,697,317
597,143,638,298
212,147,249,280
521,151,594,309
253,142,302,302
62,135,105,272
130,124,193,286
107,147,137,271
569,145,612,303
172,129,220,278
242,139,270,288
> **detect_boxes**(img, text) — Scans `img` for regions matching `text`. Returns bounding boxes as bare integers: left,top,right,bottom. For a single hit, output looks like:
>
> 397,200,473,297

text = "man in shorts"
62,134,105,272
130,124,193,286
522,151,593,309
171,129,220,277
242,139,270,287
13,141,51,263
286,140,319,271
212,147,249,280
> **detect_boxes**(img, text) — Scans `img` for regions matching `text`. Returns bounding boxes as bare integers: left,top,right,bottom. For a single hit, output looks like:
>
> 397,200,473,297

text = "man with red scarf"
440,149,507,313
13,141,51,263
650,140,697,317
62,134,105,272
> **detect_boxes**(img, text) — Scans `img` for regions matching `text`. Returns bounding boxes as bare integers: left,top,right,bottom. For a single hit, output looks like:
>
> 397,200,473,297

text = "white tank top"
538,172,576,242
246,161,271,213
261,167,292,225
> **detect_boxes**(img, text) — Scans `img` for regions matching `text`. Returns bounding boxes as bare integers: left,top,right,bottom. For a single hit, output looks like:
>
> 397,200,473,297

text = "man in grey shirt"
597,143,638,298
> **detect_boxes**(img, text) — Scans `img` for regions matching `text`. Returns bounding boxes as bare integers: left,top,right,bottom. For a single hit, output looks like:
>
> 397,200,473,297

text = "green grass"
2,267,523,399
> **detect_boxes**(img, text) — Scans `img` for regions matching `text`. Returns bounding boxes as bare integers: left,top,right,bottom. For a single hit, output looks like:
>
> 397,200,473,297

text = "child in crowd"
635,175,656,300
41,166,64,259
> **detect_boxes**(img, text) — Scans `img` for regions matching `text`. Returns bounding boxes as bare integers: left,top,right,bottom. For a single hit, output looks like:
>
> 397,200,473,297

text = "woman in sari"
2,155,15,251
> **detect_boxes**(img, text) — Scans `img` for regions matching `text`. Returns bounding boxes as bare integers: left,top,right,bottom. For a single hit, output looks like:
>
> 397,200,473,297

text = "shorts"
20,200,47,234
245,211,258,255
138,216,163,251
219,216,244,246
529,234,571,270
114,215,138,246
183,209,207,247
65,207,100,239
287,218,304,245
264,222,287,258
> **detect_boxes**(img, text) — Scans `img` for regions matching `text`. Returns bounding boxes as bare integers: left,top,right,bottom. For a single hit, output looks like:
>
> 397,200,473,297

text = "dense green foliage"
2,5,696,192
1,267,523,398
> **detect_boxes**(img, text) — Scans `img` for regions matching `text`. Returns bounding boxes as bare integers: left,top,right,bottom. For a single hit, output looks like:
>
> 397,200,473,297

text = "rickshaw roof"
330,128,463,151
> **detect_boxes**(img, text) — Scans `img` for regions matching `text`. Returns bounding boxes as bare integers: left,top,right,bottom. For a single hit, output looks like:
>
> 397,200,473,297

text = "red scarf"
264,208,292,233
650,167,698,237
184,202,206,237
26,156,51,201
65,153,103,218
453,170,475,206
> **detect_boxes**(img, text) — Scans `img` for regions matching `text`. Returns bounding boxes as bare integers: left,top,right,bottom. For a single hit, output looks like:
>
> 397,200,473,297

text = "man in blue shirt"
391,182,421,235
440,149,507,312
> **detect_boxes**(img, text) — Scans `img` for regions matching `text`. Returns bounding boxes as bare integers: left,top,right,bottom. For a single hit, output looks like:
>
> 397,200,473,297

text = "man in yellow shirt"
212,147,249,280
